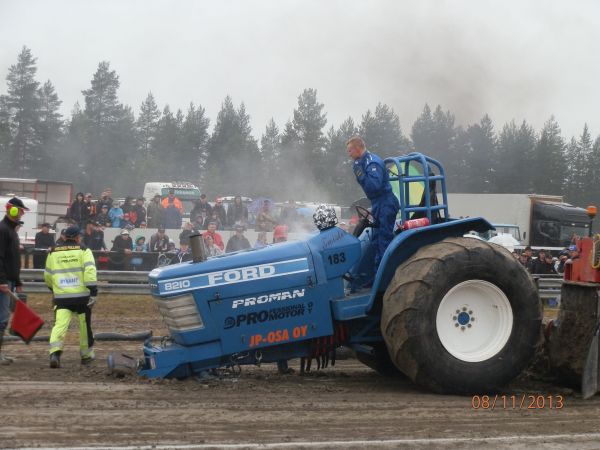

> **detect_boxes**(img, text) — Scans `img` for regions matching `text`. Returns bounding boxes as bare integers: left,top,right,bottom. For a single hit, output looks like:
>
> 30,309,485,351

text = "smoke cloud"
1,0,598,137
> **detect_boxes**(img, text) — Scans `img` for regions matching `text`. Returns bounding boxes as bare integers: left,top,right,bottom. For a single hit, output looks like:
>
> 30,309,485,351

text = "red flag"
10,300,44,344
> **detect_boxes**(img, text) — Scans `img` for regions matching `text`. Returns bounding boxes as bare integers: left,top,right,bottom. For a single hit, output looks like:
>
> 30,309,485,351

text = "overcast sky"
1,0,599,139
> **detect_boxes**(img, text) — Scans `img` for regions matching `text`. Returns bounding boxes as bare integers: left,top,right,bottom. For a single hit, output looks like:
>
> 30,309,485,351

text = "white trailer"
446,193,590,247
0,178,73,226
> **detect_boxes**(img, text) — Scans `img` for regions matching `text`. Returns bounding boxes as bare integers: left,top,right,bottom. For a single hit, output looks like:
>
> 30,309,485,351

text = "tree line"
1,46,599,210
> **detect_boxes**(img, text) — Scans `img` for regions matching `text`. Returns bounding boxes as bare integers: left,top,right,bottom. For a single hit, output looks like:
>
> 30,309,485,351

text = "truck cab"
531,201,591,247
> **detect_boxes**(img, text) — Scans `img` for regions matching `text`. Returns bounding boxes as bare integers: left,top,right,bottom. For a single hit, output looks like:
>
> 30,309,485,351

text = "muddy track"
1,295,599,449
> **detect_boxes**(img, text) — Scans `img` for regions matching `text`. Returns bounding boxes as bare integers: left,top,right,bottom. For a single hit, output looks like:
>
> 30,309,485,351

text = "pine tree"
564,137,580,202
60,103,88,188
411,104,457,163
532,116,566,195
133,92,161,186
110,105,138,194
258,119,282,197
261,118,281,172
81,61,136,194
0,96,10,167
292,89,327,157
290,88,328,181
154,105,182,179
495,120,536,194
565,124,594,206
411,104,460,189
179,103,209,185
36,80,63,176
271,89,329,200
463,114,497,192
325,117,361,203
411,104,434,153
205,96,261,196
136,92,161,159
359,103,408,158
3,46,41,177
576,124,593,204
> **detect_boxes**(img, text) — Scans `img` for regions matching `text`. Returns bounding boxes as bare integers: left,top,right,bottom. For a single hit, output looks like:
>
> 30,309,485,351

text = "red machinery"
564,237,600,284
549,206,600,398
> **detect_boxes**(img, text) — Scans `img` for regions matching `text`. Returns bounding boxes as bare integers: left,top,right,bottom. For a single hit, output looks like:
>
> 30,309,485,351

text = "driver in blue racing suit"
347,136,400,268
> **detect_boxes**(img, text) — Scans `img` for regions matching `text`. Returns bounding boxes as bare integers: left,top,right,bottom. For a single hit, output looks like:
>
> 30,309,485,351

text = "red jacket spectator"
204,223,224,251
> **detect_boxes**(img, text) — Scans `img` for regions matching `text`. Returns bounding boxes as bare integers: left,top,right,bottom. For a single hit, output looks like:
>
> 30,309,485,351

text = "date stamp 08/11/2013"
471,394,565,410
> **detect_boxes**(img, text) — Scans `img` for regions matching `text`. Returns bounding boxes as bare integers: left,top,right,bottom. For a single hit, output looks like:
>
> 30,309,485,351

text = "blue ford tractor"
134,153,542,394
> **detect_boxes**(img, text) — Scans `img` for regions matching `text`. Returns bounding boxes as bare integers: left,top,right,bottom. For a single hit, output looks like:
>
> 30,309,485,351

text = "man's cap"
7,197,29,211
64,225,80,239
120,229,130,235
569,244,577,251
101,204,108,209
41,222,51,228
234,223,245,231
135,235,145,242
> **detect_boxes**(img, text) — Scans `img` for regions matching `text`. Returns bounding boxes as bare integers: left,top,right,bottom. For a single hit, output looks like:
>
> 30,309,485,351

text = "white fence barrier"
21,269,565,300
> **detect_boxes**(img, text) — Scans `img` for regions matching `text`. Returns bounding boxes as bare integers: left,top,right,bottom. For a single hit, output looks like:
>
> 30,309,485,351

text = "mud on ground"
1,295,600,449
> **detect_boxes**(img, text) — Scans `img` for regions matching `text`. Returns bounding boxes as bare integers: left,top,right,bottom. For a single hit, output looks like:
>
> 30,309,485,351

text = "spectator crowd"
512,245,579,276
33,188,299,270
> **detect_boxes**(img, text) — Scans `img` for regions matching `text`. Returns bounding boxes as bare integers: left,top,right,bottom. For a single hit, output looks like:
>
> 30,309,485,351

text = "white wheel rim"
436,280,513,363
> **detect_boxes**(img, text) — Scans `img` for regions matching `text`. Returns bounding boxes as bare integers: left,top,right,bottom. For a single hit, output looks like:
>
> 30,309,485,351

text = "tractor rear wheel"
381,237,542,394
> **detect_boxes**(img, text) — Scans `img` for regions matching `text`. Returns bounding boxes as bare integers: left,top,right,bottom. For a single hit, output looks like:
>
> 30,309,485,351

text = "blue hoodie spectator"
109,205,124,228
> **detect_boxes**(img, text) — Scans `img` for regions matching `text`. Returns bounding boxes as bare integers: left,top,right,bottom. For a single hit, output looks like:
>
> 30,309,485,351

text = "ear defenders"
7,204,20,217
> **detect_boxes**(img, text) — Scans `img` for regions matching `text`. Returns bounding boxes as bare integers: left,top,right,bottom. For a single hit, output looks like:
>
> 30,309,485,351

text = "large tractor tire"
381,237,542,394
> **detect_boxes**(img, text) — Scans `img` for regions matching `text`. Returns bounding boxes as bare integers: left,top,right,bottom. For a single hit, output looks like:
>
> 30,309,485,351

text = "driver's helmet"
313,204,338,231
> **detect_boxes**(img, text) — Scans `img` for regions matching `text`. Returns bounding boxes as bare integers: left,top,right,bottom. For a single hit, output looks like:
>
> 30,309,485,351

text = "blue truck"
132,153,542,394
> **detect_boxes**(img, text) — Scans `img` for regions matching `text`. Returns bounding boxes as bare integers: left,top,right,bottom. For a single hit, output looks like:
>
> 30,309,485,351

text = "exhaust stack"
189,232,207,263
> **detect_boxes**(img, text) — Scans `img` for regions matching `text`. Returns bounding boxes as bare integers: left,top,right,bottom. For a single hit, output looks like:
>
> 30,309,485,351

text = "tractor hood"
149,240,315,299
148,227,360,300
147,227,360,350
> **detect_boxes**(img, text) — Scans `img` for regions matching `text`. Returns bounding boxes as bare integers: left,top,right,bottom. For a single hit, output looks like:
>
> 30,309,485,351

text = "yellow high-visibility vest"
44,245,97,299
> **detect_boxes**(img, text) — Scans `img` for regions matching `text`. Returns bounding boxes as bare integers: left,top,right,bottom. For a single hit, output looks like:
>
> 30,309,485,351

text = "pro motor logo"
223,302,313,329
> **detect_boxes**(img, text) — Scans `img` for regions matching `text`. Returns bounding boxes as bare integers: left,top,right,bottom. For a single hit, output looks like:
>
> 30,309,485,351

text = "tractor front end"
138,228,361,379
